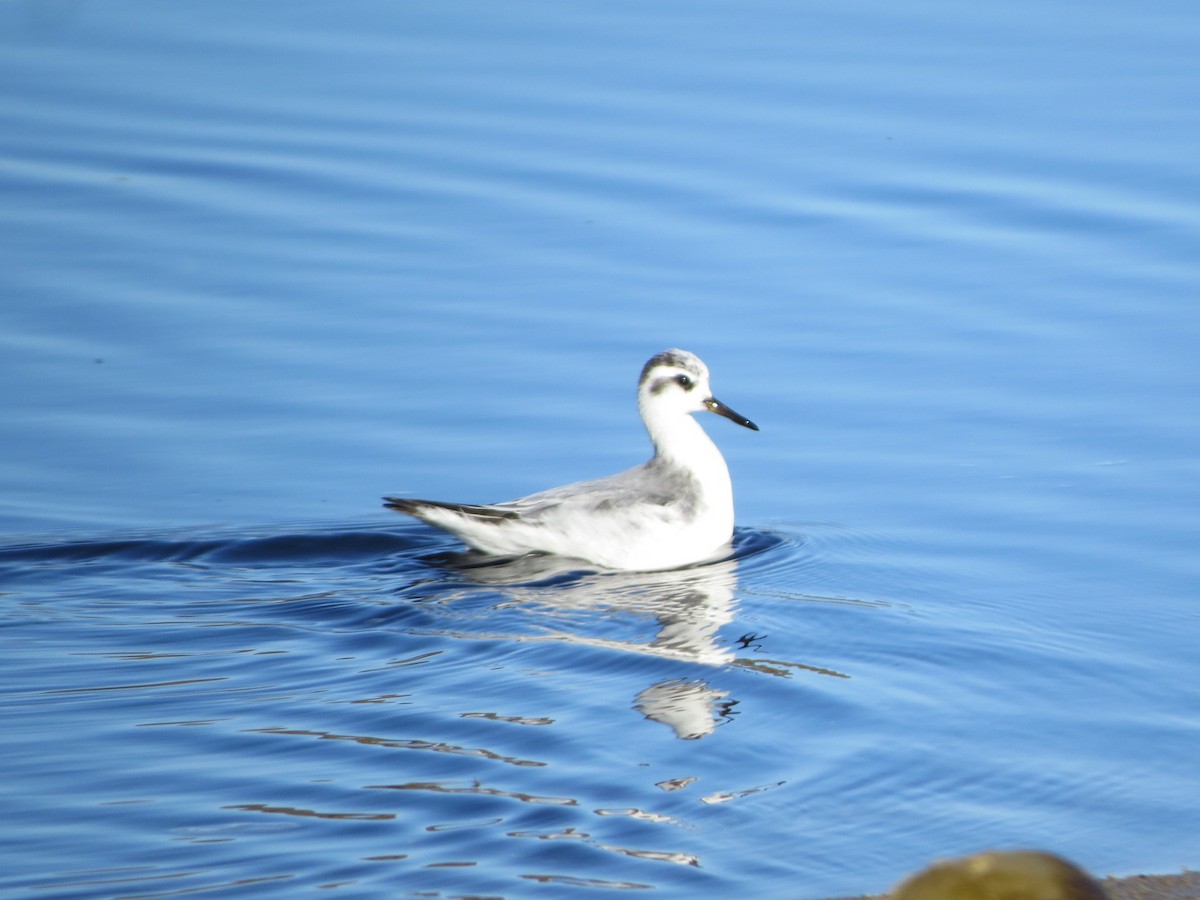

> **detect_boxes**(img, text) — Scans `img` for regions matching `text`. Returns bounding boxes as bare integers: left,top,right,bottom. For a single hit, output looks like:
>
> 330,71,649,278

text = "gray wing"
494,458,699,521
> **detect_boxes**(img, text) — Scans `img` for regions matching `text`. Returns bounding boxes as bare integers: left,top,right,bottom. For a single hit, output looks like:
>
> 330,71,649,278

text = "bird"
383,349,758,571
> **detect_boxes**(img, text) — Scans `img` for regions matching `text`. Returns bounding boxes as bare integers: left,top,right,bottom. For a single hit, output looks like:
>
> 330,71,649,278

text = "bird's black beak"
704,397,759,431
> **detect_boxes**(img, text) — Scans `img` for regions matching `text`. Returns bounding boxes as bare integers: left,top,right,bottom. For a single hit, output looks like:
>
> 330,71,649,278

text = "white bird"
384,349,758,571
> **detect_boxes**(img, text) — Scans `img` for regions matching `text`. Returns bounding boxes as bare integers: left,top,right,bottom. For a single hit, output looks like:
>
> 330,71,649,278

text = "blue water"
2,1,1199,897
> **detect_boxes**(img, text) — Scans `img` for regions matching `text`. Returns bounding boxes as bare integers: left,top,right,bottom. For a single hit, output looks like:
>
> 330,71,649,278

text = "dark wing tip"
383,497,519,521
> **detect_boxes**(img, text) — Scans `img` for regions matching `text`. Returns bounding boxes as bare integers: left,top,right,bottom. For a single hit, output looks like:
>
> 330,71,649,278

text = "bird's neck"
645,412,728,482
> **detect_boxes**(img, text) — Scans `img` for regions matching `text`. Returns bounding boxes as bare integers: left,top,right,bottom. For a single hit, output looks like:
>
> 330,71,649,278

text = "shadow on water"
0,522,428,569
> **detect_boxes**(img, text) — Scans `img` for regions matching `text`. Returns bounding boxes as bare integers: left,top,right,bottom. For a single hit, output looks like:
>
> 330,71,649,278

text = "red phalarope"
384,349,758,571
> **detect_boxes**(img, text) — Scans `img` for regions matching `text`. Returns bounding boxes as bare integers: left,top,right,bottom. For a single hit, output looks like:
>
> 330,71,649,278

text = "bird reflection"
416,545,847,740
633,679,734,740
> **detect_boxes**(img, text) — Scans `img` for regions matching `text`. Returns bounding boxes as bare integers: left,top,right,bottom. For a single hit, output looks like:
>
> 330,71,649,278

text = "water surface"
2,1,1198,897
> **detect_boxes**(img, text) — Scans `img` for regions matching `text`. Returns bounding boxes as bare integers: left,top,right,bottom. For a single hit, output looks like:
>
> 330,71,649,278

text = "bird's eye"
676,374,693,389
